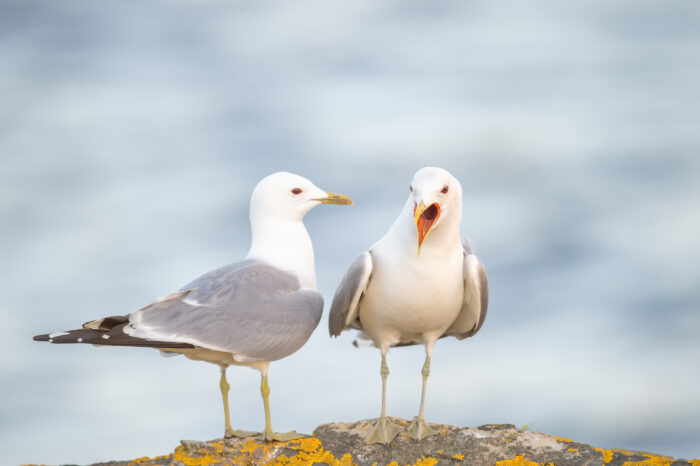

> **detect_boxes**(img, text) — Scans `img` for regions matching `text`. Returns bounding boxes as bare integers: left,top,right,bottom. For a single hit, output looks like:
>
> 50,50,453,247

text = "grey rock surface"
46,418,699,465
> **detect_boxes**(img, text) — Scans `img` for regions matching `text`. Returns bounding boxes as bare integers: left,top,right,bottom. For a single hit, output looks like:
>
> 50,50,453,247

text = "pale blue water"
1,1,699,464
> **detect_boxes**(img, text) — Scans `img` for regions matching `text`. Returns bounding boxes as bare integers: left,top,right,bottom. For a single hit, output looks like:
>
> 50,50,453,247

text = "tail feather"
82,315,129,331
33,324,193,349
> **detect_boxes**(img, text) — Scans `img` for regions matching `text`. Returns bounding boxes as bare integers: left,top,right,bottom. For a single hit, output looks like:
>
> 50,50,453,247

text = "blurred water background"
1,1,699,464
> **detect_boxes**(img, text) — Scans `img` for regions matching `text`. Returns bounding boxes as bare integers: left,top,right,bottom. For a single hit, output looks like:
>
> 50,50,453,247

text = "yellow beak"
314,192,354,205
414,200,440,256
414,200,427,225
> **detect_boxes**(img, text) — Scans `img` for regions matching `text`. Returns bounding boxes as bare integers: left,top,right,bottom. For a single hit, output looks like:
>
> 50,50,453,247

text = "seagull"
329,167,488,445
34,172,352,442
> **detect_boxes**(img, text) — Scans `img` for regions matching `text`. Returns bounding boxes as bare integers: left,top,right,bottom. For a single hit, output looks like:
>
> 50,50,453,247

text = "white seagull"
329,167,488,444
34,172,352,442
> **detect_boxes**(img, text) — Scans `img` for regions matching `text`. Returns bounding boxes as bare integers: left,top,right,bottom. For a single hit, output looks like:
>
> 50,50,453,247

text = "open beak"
314,192,354,205
414,200,440,256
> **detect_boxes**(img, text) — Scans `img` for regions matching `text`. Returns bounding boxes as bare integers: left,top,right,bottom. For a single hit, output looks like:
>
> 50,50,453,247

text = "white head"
247,172,352,289
408,167,462,255
250,171,353,222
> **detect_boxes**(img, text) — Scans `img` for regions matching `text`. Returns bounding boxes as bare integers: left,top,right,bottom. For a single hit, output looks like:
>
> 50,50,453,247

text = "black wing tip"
33,333,50,342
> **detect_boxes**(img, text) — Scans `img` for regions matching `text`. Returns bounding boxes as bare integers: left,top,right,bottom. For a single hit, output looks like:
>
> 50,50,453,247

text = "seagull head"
409,167,462,255
250,172,353,222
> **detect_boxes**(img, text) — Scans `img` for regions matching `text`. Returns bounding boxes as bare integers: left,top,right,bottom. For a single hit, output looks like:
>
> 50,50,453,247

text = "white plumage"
330,166,488,444
35,172,353,442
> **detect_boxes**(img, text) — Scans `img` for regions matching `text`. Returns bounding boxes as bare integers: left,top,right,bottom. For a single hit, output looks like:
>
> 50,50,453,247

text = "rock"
39,418,700,465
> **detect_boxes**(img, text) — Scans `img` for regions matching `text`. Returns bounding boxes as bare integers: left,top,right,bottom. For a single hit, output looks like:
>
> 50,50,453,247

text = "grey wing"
329,251,373,336
125,260,324,362
445,247,489,340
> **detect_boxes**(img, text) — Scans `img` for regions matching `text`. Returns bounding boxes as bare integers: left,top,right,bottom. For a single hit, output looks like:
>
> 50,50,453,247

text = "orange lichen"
127,453,173,465
594,447,615,464
172,444,224,466
495,456,539,466
621,458,674,466
268,437,354,465
413,458,439,466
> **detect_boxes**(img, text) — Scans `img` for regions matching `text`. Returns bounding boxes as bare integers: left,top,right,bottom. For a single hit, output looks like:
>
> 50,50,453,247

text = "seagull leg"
406,346,439,441
219,366,256,439
259,371,305,442
366,350,402,445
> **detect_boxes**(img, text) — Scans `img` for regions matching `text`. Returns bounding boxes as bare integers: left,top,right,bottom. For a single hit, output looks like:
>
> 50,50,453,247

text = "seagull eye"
441,186,449,194
409,185,413,192
291,188,303,195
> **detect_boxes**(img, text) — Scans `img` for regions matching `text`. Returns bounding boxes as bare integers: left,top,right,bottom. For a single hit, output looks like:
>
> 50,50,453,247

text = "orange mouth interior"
416,203,440,246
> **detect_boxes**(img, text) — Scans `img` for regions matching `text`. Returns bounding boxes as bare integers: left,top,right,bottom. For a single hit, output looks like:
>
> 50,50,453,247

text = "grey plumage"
444,247,489,340
328,252,372,336
36,260,324,363
127,260,323,362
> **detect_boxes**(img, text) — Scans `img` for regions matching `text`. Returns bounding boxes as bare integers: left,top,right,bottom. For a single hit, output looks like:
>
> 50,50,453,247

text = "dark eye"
409,185,413,192
291,188,303,195
441,186,449,194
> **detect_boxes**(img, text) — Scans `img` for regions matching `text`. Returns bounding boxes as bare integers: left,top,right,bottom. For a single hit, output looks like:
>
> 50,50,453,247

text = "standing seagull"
329,167,488,445
34,172,352,441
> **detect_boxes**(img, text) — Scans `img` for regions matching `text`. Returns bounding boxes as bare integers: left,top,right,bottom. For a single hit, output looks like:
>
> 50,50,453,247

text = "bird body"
34,171,353,441
329,167,488,444
359,217,465,349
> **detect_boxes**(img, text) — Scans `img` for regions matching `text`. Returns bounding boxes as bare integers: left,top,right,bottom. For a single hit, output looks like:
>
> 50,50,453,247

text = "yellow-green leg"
366,351,403,445
406,353,438,440
260,373,305,442
219,366,256,439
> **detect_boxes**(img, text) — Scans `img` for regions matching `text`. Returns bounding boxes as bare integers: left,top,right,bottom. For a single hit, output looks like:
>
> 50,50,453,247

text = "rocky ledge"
67,418,700,466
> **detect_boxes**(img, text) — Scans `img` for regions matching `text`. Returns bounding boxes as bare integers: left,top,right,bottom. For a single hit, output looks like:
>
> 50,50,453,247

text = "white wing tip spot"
183,297,204,307
77,337,83,343
102,334,110,340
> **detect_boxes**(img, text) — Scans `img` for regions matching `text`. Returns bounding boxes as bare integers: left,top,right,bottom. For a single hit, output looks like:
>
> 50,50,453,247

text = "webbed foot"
263,429,306,442
366,417,403,445
405,416,438,441
225,428,257,439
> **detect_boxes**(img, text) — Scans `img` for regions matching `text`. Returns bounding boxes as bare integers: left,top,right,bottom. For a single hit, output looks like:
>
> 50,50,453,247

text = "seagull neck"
246,217,317,290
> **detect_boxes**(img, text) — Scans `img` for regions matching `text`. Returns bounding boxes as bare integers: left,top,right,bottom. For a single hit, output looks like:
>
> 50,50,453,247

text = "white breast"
359,242,464,349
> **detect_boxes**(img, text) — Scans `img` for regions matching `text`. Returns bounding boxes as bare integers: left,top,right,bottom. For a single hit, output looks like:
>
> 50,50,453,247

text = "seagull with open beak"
329,166,489,445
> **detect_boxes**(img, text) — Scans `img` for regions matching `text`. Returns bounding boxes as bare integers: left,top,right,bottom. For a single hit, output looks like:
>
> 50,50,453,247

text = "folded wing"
329,252,373,336
444,245,489,340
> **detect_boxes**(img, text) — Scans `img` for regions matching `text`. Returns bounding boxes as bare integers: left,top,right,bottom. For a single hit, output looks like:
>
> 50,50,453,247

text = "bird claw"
225,429,258,439
405,416,438,440
365,417,403,445
263,430,306,442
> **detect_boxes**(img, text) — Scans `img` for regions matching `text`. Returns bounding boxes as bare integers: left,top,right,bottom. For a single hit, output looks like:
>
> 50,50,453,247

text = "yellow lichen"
453,453,465,460
594,447,615,464
268,438,355,465
688,460,700,466
621,458,673,466
413,458,439,466
172,445,223,466
552,436,573,443
495,455,539,466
